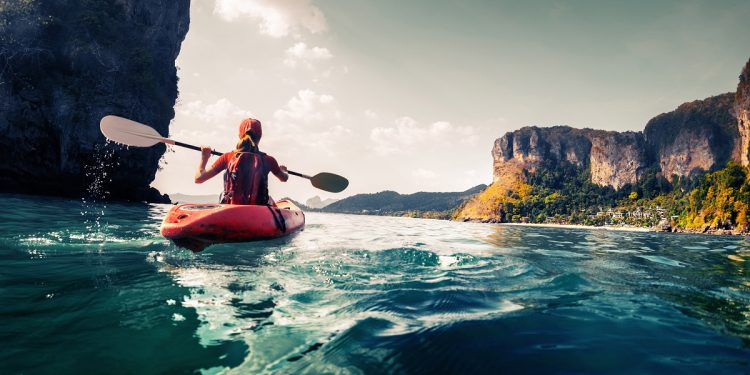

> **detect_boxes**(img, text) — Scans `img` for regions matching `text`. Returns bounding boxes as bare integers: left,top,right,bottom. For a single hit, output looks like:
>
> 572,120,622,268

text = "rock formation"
490,92,738,190
737,59,750,166
644,93,737,178
492,126,649,189
0,0,190,202
305,196,339,209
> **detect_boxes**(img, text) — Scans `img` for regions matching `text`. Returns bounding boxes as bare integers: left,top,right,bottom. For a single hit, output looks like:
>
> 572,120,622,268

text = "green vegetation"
677,163,750,231
477,161,671,225
461,160,750,232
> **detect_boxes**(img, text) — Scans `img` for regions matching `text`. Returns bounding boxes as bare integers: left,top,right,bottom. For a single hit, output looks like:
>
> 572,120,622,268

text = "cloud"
370,117,478,156
273,89,341,124
262,89,350,156
283,42,332,68
177,98,254,128
214,0,327,38
413,168,438,179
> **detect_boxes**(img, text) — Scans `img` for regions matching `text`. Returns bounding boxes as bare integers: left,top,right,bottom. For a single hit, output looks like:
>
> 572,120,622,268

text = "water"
1,193,749,374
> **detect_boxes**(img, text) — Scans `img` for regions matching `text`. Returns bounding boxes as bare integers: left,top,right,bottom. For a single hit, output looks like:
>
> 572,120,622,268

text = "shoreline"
496,222,748,236
499,222,653,233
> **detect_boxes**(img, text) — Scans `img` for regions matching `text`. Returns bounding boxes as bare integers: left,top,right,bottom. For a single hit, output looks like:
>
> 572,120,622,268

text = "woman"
194,118,288,205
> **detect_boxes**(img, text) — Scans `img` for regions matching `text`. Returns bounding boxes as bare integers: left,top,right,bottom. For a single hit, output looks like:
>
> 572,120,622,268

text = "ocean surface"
1,193,749,374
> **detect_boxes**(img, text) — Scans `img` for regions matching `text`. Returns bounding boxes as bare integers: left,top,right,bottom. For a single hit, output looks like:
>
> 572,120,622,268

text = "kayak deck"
160,199,305,251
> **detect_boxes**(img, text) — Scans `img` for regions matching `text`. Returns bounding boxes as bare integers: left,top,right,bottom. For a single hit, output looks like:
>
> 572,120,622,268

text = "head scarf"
238,118,262,143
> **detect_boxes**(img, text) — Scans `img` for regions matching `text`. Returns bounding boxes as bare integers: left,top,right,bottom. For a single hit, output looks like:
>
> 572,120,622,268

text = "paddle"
99,115,349,193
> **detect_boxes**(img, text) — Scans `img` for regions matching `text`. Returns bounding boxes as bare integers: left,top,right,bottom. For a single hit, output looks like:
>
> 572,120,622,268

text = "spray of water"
80,141,121,244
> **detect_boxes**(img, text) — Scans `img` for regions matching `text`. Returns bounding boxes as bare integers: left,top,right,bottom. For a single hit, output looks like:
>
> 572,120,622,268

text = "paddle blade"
100,115,169,147
310,172,349,193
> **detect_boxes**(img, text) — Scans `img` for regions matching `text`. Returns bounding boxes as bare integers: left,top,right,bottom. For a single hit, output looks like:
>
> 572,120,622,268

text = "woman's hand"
200,146,212,160
274,165,289,182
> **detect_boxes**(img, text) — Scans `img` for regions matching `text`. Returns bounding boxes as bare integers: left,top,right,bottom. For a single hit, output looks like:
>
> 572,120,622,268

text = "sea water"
1,193,749,374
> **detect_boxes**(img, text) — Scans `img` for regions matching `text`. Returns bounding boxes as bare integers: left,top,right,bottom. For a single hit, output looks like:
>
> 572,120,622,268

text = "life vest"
221,151,269,205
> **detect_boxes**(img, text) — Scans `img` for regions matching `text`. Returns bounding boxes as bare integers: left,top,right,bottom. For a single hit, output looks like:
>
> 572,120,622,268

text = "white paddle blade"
100,115,172,147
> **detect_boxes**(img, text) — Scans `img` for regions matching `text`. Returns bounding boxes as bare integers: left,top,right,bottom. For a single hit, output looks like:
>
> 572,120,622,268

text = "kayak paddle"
100,115,349,193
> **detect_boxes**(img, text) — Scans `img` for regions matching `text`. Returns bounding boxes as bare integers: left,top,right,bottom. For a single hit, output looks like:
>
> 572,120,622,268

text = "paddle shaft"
173,141,223,157
172,140,309,178
287,171,311,179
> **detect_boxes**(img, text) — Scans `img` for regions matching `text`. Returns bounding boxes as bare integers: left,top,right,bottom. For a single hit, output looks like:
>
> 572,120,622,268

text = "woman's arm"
195,146,224,183
268,155,288,182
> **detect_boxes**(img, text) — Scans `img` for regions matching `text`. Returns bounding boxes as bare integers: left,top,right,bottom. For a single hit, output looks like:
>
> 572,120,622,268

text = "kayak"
160,199,305,251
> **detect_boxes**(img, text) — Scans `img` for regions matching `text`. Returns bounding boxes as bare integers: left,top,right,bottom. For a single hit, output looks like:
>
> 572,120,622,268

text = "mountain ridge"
321,184,487,217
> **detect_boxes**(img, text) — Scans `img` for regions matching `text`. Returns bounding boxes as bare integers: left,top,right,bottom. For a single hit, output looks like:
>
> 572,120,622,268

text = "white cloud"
295,124,352,156
364,109,378,119
370,116,420,155
177,98,254,128
283,42,332,68
214,0,327,38
261,89,351,157
413,168,438,179
273,89,341,124
370,117,478,156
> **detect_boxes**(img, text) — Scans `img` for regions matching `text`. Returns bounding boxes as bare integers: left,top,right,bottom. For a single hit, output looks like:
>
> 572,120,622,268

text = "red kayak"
160,199,305,251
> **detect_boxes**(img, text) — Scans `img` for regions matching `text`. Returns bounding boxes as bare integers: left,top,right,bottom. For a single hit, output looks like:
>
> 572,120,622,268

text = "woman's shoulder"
263,153,278,163
214,151,235,166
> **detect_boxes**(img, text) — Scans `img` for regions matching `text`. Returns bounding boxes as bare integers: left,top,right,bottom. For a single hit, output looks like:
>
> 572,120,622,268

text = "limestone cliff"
589,131,650,188
0,0,190,202
644,93,737,178
737,59,750,166
487,91,739,193
492,126,648,189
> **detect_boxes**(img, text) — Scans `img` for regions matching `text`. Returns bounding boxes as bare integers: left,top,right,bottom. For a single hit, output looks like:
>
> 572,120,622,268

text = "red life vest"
221,151,269,205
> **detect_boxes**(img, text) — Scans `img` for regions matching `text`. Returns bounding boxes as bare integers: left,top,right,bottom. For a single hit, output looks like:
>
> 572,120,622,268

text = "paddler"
194,118,288,205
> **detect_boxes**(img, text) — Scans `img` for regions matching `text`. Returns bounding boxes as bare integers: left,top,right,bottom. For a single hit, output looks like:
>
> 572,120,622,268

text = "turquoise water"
1,194,749,374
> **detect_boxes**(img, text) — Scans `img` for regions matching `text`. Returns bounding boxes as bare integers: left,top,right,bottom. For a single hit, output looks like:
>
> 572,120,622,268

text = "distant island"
308,185,486,219
305,196,339,209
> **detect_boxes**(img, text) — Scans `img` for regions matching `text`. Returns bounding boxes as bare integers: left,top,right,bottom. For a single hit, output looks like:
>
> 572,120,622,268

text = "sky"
151,0,750,202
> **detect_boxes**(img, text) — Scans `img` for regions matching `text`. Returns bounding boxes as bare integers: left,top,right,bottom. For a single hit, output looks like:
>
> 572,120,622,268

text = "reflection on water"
0,194,749,374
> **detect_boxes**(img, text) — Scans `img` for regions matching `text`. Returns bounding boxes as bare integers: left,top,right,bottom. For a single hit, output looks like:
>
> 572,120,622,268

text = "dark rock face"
492,93,741,189
644,93,737,179
737,59,750,165
0,0,190,202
